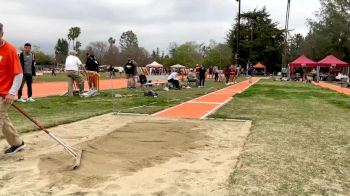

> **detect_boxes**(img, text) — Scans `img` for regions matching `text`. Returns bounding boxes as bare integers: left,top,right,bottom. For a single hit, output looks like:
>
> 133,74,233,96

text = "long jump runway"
313,81,350,96
154,78,261,119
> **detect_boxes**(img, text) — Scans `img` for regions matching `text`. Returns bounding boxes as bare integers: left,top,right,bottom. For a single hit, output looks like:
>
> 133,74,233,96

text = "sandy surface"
0,114,251,195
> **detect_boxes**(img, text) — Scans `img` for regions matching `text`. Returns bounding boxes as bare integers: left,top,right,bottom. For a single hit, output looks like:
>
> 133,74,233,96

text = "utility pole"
235,0,241,66
282,0,291,74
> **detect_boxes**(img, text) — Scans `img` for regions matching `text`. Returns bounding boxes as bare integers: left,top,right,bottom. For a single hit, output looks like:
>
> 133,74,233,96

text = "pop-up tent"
253,62,266,69
318,55,348,67
289,55,318,67
146,61,163,68
288,55,317,80
170,64,186,69
253,62,266,74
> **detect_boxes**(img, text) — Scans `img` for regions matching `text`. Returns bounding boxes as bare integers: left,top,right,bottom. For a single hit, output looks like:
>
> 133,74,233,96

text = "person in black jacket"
124,58,136,88
85,53,100,91
18,43,36,103
85,53,99,72
199,65,207,87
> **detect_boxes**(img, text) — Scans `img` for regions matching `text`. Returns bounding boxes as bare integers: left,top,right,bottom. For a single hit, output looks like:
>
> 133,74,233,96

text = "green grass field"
211,80,350,195
8,80,228,134
6,77,349,195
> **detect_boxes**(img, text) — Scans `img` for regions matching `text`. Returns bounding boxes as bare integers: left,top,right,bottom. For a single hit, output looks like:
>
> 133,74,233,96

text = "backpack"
144,90,158,97
139,75,147,84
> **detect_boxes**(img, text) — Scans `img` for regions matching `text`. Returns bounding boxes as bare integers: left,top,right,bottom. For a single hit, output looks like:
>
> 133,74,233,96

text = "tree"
169,42,204,67
105,37,119,65
305,0,350,60
119,30,139,52
108,37,116,50
168,42,178,57
227,7,284,71
54,38,69,64
68,27,81,50
288,33,305,61
87,41,109,64
33,50,53,65
203,43,232,68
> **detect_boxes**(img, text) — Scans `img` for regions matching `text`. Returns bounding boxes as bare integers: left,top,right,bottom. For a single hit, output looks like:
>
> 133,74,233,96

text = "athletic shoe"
4,141,25,155
17,98,26,103
27,97,35,102
79,92,89,97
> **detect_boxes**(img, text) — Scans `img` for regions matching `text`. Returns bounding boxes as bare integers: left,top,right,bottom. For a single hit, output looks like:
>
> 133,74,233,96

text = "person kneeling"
167,71,181,89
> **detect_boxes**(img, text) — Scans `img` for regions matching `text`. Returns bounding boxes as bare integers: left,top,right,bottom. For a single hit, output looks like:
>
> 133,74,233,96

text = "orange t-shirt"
0,40,23,96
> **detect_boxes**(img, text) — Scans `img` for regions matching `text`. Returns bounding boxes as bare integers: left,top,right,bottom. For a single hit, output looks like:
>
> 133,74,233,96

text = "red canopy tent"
318,55,348,67
253,62,266,69
289,55,318,67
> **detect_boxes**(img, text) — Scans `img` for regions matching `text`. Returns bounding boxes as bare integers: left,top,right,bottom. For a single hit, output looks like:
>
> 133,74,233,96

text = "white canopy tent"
171,64,186,69
146,61,163,68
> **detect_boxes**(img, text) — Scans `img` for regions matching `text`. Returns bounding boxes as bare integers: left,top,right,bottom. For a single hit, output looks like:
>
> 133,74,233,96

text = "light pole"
236,0,241,66
282,0,291,75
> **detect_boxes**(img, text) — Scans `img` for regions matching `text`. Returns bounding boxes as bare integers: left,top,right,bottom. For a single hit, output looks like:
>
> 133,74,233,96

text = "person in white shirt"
65,50,87,97
167,71,180,89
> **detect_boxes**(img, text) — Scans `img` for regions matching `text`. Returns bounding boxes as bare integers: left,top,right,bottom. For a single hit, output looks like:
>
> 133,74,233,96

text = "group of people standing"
224,65,240,85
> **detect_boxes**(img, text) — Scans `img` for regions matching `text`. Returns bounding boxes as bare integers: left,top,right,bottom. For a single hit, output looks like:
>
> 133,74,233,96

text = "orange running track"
154,78,260,119
313,81,350,96
20,79,128,98
21,79,167,98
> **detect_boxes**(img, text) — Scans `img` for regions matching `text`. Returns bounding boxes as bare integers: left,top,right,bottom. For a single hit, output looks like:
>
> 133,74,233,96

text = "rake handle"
11,103,78,158
12,104,50,134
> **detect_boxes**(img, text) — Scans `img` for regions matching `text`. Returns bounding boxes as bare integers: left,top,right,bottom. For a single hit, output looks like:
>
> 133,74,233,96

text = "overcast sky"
2,0,321,54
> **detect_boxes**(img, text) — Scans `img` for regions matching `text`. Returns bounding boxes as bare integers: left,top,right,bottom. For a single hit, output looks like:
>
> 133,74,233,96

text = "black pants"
168,79,180,89
18,74,33,99
199,76,205,86
214,73,219,81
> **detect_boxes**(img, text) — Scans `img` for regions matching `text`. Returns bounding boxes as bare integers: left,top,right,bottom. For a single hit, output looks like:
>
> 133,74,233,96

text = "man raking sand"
0,23,83,167
0,22,26,155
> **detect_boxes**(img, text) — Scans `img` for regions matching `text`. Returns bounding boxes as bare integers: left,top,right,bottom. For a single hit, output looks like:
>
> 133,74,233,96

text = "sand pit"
0,114,251,195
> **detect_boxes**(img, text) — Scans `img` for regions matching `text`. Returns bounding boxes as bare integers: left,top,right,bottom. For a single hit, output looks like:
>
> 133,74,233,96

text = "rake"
12,104,83,169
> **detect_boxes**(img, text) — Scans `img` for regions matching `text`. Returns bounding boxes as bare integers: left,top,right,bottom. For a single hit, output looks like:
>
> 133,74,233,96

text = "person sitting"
167,71,181,89
187,69,198,86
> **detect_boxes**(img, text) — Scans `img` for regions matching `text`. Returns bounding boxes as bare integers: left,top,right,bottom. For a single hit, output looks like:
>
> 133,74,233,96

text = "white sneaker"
27,97,35,102
79,93,89,97
17,98,26,103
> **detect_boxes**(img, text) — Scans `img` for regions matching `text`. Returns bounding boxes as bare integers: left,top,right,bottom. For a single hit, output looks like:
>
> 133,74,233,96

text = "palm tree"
67,27,81,50
108,37,116,50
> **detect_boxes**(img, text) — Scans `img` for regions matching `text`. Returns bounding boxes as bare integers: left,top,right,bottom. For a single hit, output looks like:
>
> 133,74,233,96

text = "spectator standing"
124,58,136,88
213,65,219,82
109,65,115,79
18,43,36,103
233,65,238,84
51,66,56,77
199,65,207,87
208,66,213,79
85,53,99,72
248,65,254,85
224,65,230,84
